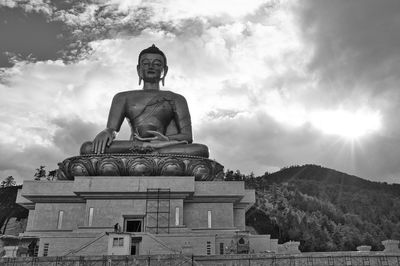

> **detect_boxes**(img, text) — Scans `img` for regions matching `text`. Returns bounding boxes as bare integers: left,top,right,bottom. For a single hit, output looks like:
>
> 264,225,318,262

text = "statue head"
137,44,168,86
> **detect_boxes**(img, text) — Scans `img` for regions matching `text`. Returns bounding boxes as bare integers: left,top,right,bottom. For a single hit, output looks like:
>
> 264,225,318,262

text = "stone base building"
16,175,277,256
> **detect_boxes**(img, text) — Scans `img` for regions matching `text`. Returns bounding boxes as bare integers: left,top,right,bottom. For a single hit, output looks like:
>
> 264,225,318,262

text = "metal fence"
2,253,400,266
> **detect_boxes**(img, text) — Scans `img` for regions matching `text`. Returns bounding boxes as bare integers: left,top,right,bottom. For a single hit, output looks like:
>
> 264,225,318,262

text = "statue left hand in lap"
80,45,209,158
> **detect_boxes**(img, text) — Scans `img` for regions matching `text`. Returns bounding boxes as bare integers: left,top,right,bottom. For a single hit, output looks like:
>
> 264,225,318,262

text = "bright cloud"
309,109,382,139
109,0,269,21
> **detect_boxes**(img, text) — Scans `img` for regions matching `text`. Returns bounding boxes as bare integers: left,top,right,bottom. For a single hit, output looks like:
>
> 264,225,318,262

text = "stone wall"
31,203,86,231
183,202,233,229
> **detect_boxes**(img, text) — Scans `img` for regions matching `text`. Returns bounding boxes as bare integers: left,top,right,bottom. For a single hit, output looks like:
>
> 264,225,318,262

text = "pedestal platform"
58,154,224,181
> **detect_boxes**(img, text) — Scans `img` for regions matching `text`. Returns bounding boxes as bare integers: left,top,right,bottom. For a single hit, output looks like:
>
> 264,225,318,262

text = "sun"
310,109,382,140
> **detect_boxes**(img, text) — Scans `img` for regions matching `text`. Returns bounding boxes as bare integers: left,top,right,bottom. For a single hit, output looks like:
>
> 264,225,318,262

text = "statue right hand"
93,128,115,154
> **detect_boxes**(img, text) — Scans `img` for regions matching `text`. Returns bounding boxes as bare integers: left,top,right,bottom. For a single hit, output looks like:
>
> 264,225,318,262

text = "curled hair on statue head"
138,44,167,67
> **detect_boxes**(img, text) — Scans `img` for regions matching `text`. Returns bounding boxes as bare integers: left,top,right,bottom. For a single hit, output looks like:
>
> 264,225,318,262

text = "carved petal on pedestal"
69,158,94,177
212,162,225,180
97,157,124,176
126,157,156,176
70,163,89,177
57,154,224,181
187,160,212,181
158,157,185,176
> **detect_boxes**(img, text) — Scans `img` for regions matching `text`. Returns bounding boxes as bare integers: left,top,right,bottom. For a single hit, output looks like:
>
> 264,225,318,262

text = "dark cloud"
0,117,101,183
0,7,70,67
298,0,400,95
196,113,320,173
0,2,161,67
51,117,101,155
243,1,278,24
353,135,400,181
159,18,207,38
207,109,242,119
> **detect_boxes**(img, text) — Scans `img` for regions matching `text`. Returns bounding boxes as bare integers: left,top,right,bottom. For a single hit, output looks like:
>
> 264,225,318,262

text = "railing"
141,232,201,266
2,253,400,266
62,232,107,256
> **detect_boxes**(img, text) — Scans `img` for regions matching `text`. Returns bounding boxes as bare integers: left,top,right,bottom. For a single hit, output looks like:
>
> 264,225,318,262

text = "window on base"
207,210,212,228
57,211,64,229
131,245,137,255
125,219,142,232
206,241,211,255
88,207,94,227
113,237,124,247
43,243,49,257
175,207,180,226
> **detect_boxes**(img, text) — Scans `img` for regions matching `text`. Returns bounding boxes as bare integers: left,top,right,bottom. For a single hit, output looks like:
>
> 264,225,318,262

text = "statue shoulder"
112,90,142,100
163,91,187,103
112,91,127,98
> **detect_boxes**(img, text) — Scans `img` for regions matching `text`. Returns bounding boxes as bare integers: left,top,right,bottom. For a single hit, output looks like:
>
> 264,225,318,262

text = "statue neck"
142,82,160,91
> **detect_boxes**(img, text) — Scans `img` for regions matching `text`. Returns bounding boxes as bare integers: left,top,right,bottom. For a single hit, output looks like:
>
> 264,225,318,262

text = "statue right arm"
93,93,126,154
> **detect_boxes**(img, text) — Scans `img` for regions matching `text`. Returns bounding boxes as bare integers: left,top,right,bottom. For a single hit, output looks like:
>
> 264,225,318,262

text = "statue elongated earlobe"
137,64,142,86
161,66,168,86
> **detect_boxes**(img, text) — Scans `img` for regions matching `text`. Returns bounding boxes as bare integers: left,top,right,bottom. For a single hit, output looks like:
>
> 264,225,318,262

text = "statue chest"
125,97,175,124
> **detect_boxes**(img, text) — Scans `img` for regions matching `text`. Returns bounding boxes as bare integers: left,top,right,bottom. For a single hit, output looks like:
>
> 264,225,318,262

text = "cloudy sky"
1,0,400,184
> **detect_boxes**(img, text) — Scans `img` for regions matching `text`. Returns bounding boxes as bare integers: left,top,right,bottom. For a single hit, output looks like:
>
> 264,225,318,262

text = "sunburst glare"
310,109,382,140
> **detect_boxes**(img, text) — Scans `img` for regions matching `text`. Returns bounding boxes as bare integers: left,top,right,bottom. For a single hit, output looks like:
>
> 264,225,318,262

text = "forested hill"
245,164,400,252
258,164,400,196
0,186,28,234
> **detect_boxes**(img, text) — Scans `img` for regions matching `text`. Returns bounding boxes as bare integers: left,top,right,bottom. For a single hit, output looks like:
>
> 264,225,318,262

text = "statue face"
138,53,166,83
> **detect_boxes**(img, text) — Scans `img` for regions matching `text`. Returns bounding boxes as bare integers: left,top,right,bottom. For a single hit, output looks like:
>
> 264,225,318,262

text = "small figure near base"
114,223,121,233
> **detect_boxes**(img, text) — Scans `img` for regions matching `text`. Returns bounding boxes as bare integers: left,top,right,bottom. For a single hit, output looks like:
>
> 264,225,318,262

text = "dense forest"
0,185,28,234
243,164,400,252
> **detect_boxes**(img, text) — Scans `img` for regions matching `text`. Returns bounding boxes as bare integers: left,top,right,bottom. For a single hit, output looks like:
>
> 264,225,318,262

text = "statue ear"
137,65,142,85
161,66,168,86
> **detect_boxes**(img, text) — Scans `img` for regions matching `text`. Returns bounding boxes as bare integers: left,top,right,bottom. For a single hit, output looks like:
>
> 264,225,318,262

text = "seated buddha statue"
80,44,209,158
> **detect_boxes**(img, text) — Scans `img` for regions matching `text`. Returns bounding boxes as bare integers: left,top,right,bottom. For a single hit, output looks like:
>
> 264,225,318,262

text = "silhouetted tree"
232,170,244,181
0,176,16,188
47,170,57,181
34,165,47,180
224,169,234,181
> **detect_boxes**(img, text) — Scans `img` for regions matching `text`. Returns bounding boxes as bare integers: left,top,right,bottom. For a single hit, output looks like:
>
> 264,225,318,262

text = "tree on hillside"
232,170,244,181
33,166,58,181
34,165,47,180
224,169,234,181
0,176,16,188
47,170,57,181
225,169,247,181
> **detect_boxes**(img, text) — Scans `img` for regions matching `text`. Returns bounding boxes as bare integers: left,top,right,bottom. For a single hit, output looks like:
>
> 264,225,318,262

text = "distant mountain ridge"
245,164,400,252
263,164,400,196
